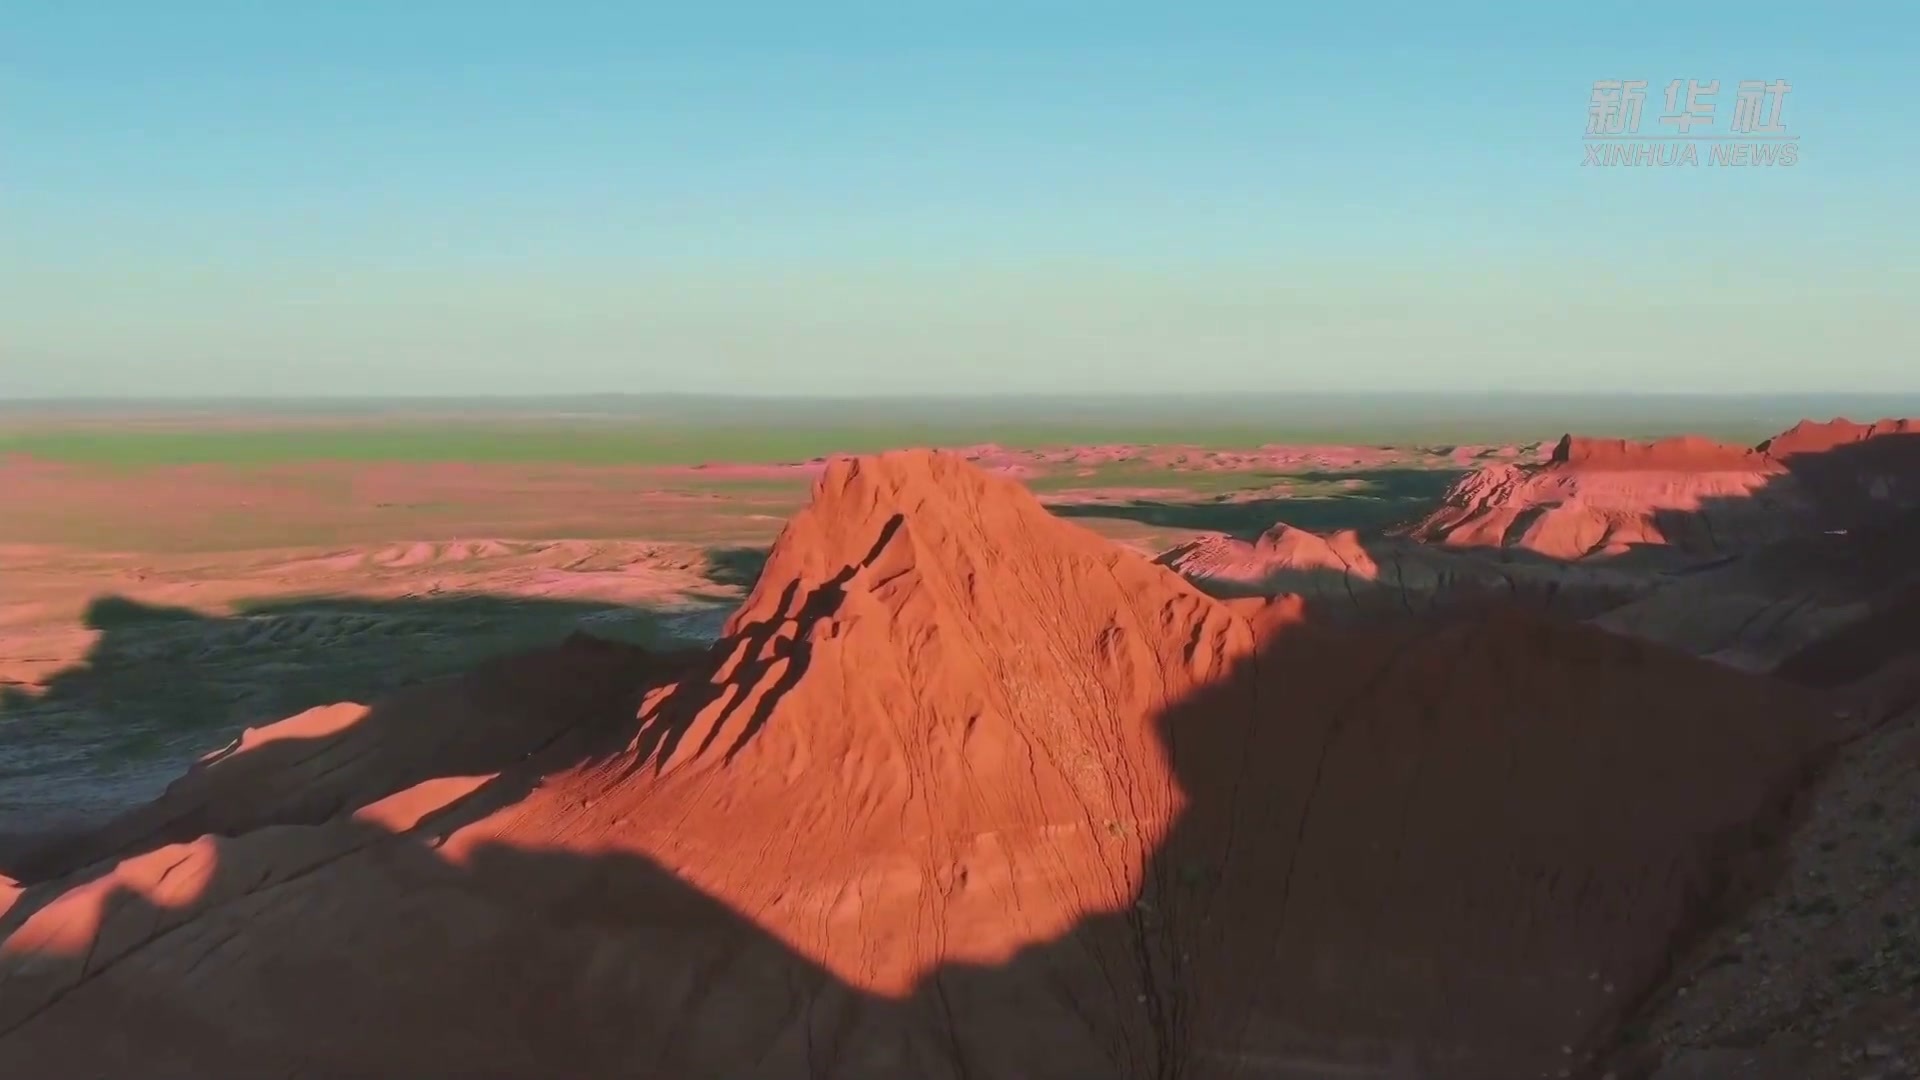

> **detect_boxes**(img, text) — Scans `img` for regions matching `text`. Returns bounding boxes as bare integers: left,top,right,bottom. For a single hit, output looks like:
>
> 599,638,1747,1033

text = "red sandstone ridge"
1551,433,1762,471
1413,417,1920,561
1552,418,1920,470
1160,521,1639,619
1760,416,1920,458
0,451,1834,1078
1761,417,1920,517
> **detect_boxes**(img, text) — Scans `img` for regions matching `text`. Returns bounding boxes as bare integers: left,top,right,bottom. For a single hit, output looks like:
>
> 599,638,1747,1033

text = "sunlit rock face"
0,451,1833,1079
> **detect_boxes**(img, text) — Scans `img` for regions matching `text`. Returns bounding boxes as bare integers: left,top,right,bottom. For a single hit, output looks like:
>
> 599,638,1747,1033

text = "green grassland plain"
11,391,1918,468
6,392,1919,554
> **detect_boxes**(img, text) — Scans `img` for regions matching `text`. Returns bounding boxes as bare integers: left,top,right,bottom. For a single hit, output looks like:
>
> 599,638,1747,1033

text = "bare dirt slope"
1603,649,1920,1080
0,451,1840,1078
1593,507,1920,671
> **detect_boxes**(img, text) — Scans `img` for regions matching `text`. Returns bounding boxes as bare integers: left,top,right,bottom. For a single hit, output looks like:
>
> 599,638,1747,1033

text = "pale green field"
9,391,1906,467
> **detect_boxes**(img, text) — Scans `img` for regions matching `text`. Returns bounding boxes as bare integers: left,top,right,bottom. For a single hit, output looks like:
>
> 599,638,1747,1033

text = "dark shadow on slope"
1634,433,1920,568
0,592,726,851
3,432,1917,1076
702,544,772,590
1142,432,1920,673
0,590,1833,1079
0,625,709,887
1047,467,1470,540
1593,439,1920,676
1774,582,1920,688
1766,429,1920,521
636,514,901,771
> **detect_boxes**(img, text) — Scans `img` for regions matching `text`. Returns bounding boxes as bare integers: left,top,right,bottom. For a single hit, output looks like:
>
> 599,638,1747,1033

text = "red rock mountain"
0,451,1833,1078
1412,417,1920,561
1762,417,1919,459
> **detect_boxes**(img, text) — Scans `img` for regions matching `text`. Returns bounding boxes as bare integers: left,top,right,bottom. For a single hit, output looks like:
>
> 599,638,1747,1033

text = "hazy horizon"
10,390,1920,411
10,391,1920,450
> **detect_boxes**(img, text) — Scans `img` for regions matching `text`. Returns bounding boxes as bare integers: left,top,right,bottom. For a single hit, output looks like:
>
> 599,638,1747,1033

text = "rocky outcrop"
1161,521,1640,620
0,451,1835,1079
1550,434,1762,471
1412,418,1920,564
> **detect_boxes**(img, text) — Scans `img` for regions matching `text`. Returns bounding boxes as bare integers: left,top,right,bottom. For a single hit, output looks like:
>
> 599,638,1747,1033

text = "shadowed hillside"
0,593,728,843
0,451,1848,1078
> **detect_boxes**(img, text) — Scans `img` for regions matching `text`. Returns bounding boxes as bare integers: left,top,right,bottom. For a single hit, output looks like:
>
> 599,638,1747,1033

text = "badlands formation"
1,423,1918,1078
1166,420,1920,673
1412,420,1920,562
1158,521,1640,621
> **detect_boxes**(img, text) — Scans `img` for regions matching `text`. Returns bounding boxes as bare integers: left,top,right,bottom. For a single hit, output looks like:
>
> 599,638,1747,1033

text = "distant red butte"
1761,417,1920,458
1553,417,1920,476
0,450,1834,1079
1549,433,1764,471
1413,417,1920,560
1762,418,1920,516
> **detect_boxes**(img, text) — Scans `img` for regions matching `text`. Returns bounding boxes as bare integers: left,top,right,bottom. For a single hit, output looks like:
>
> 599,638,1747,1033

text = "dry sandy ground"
1579,647,1920,1080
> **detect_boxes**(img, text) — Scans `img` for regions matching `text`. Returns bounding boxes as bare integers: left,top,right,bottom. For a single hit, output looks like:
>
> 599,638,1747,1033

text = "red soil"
1551,433,1763,471
0,451,1833,1078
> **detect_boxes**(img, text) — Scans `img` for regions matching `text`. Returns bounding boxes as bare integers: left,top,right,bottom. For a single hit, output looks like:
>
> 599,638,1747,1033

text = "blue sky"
3,2,1914,396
